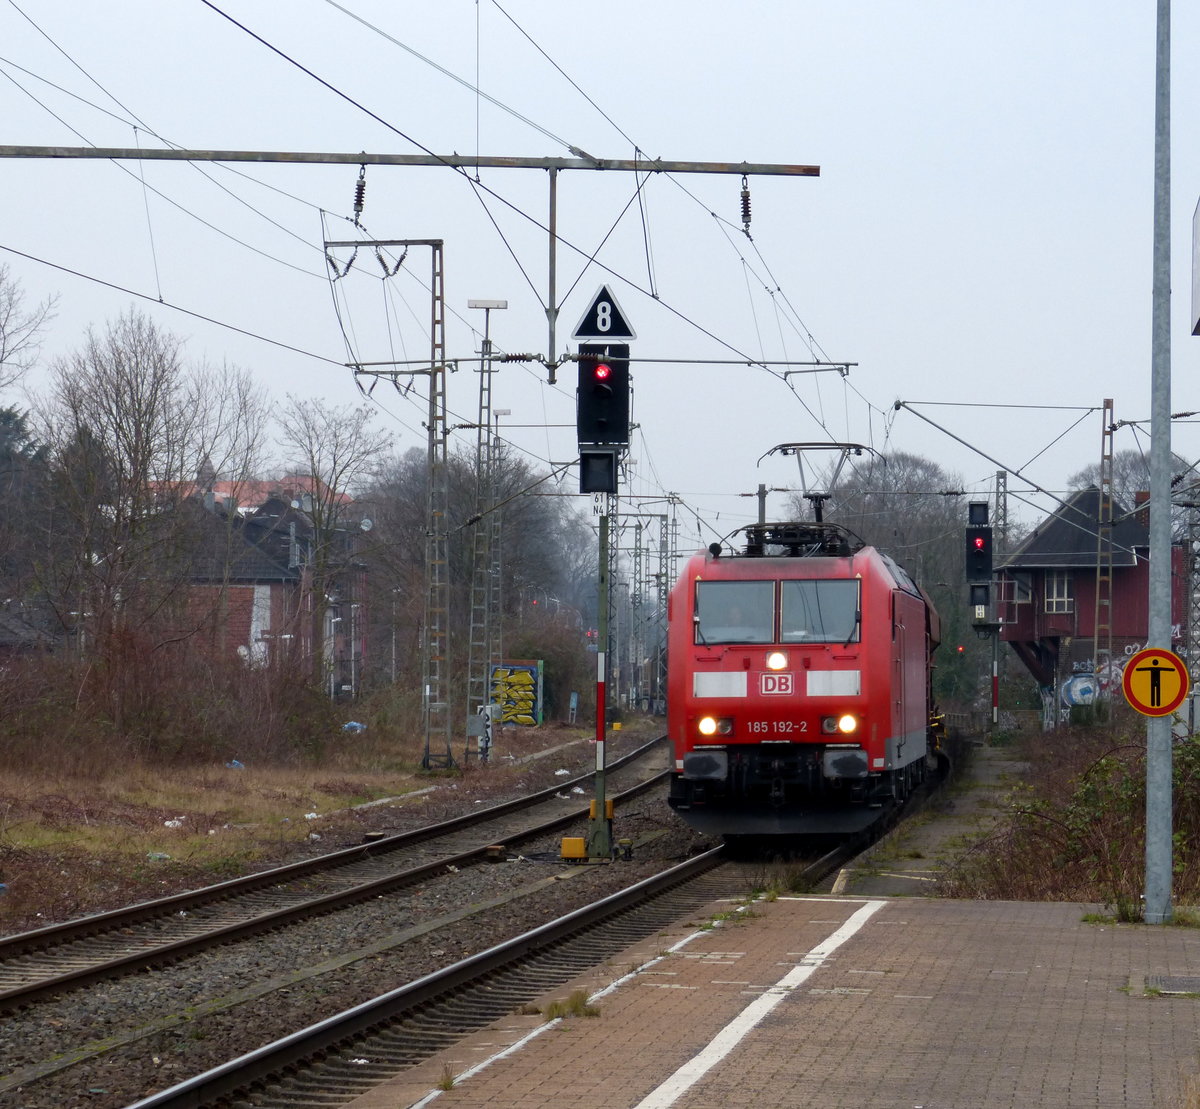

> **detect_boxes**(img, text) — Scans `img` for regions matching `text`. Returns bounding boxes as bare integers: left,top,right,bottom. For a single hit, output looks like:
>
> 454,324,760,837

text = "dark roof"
1000,486,1146,570
0,610,56,650
188,501,300,584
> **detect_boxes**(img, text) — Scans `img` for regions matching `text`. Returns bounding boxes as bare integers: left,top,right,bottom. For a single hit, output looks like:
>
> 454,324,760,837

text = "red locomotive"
666,520,943,837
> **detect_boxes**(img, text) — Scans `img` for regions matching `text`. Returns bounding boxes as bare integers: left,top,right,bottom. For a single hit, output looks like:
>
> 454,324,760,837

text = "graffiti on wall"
1061,639,1190,708
490,660,544,726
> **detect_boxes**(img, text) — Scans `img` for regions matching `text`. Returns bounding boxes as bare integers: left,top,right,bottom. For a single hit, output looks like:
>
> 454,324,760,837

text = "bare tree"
358,443,597,698
34,311,269,727
1068,447,1192,535
785,449,985,707
275,395,395,688
0,264,57,392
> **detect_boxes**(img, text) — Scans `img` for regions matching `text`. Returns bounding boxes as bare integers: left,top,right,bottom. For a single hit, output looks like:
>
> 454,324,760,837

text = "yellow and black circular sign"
1122,648,1190,717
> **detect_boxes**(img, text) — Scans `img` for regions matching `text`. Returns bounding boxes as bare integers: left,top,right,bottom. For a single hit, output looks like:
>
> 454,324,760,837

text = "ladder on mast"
465,328,497,762
422,243,454,768
1092,398,1115,703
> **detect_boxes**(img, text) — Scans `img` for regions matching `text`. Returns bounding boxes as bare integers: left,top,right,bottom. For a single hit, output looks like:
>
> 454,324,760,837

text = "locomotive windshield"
781,579,860,643
694,581,774,644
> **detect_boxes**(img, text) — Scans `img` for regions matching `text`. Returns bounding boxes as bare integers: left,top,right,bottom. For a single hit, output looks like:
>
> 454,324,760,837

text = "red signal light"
972,535,985,550
593,362,613,381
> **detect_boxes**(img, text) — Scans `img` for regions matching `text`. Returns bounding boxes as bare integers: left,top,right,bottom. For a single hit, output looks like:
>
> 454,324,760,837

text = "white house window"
1045,571,1073,614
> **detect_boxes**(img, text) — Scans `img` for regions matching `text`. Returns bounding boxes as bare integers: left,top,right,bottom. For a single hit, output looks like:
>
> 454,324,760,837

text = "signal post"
965,502,1000,727
574,287,634,860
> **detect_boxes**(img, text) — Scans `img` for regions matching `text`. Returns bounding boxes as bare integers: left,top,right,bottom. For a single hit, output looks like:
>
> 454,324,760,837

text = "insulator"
740,175,751,232
501,352,534,362
325,248,357,280
353,165,367,222
335,247,359,278
375,246,407,277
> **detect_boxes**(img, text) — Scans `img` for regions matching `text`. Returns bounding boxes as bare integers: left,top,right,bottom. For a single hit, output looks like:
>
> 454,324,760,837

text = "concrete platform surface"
342,891,1200,1109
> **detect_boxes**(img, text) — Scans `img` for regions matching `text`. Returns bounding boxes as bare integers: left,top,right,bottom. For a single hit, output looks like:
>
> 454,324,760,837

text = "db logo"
760,673,794,695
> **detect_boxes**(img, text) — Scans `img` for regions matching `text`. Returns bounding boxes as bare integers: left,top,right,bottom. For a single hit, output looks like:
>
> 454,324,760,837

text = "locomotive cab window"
694,581,775,644
780,579,860,643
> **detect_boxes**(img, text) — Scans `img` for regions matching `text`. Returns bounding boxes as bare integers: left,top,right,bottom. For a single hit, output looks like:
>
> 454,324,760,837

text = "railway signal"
572,295,637,860
965,526,993,582
578,447,619,494
576,343,630,445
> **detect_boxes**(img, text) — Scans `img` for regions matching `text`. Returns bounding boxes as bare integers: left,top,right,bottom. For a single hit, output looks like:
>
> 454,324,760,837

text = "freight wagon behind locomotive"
666,520,943,837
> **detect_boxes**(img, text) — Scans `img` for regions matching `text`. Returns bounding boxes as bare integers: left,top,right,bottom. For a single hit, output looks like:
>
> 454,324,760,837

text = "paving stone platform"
341,744,1200,1109
340,891,1200,1109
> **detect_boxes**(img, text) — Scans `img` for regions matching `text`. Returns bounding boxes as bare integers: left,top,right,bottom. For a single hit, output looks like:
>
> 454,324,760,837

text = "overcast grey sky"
2,1,1198,555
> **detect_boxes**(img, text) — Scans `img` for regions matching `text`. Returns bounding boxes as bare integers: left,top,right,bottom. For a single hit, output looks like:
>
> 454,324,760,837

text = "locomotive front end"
666,523,933,838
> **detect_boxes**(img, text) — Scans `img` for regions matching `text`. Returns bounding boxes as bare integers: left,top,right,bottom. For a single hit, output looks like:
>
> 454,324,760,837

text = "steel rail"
125,846,730,1109
0,740,667,1009
0,736,665,955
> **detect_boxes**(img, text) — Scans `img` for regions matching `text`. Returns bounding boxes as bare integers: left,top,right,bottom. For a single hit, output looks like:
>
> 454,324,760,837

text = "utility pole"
328,238,453,771
588,507,613,859
465,300,506,763
1144,0,1173,925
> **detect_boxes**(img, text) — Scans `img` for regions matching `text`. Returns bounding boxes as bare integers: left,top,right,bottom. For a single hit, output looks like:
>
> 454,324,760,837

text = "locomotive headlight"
836,713,859,734
697,716,733,737
765,651,788,671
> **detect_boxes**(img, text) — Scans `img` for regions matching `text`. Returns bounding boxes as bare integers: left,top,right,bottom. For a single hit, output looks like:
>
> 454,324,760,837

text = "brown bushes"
941,722,1200,920
0,643,350,775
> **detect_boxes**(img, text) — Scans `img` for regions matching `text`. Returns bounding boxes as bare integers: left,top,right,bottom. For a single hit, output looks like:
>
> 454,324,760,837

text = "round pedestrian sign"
1121,648,1190,717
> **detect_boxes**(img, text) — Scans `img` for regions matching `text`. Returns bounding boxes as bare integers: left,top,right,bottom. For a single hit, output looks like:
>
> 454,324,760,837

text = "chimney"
1135,491,1150,528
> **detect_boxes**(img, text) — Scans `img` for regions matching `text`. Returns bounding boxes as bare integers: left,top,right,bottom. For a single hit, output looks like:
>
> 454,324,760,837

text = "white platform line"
630,899,887,1109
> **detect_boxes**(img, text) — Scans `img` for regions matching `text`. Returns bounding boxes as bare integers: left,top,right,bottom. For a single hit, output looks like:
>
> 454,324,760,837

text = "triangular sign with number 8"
572,284,637,340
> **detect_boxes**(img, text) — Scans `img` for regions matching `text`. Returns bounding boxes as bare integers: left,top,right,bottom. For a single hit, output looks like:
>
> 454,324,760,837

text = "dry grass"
0,716,618,936
0,634,634,936
543,988,600,1020
0,762,428,933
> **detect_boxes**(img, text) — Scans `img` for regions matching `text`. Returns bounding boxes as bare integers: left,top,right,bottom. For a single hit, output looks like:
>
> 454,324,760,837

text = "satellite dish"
290,499,301,509
360,518,374,532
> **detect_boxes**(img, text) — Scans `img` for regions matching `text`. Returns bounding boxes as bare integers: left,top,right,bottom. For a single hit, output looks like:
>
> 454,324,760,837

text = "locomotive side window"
694,581,775,644
780,579,860,643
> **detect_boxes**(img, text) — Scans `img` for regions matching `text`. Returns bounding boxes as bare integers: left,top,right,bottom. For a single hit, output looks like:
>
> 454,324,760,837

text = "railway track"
0,736,669,1011
1,735,920,1108
125,840,857,1109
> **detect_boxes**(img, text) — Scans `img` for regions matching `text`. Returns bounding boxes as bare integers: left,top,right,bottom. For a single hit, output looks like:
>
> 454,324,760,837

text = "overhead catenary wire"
18,0,844,516
4,0,595,368
894,400,1148,559
0,240,344,366
198,0,790,379
319,0,573,154
4,8,844,565
0,15,337,273
0,58,327,279
132,125,163,301
11,2,1115,541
